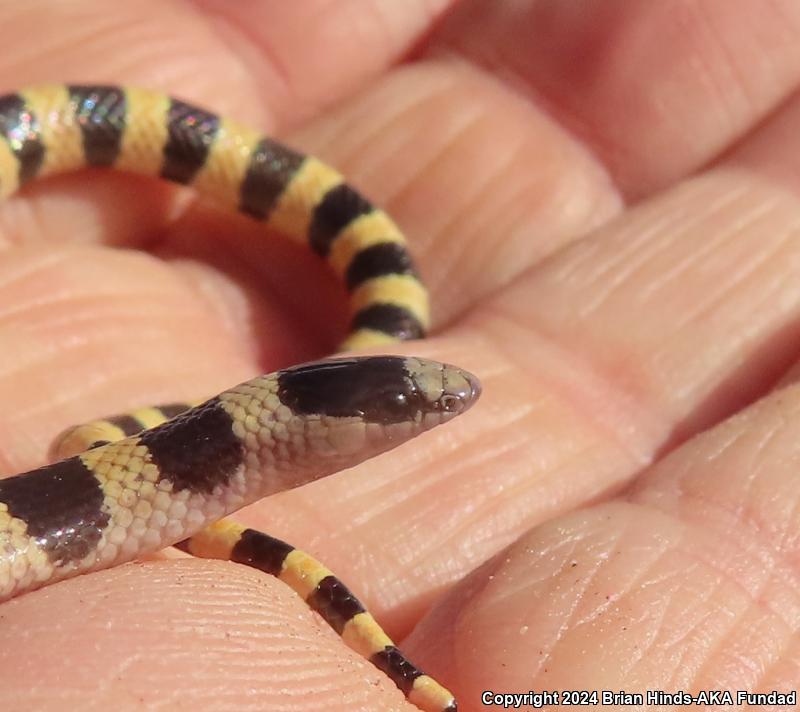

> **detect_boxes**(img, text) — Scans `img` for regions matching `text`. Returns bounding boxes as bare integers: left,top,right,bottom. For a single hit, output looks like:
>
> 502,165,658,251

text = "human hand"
1,2,799,710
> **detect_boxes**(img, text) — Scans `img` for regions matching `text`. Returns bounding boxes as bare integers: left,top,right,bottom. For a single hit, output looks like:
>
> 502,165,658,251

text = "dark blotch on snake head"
276,356,480,426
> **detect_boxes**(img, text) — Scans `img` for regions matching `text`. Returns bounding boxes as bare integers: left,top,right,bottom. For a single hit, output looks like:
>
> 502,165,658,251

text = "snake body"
0,85,481,711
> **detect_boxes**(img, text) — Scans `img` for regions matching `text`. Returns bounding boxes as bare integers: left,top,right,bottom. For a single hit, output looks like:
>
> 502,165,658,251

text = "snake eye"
439,394,460,412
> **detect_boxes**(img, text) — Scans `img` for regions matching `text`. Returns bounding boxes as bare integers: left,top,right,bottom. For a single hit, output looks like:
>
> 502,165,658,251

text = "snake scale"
0,85,481,711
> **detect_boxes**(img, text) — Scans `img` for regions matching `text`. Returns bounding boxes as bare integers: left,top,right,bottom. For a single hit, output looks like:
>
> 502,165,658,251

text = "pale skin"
1,1,799,709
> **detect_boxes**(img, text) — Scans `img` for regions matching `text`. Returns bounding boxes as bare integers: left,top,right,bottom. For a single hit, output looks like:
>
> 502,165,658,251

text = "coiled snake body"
0,85,481,711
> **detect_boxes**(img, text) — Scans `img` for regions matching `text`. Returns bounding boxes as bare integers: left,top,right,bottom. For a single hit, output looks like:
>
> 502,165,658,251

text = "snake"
0,84,481,712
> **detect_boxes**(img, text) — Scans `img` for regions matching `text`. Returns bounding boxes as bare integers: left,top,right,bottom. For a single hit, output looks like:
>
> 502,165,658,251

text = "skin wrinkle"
8,288,207,335
21,562,410,710
0,247,175,313
650,559,715,634
462,442,594,545
173,261,259,348
637,494,799,627
7,1,800,708
1,9,143,76
484,309,666,466
391,101,489,232
0,337,121,390
651,520,785,688
194,1,293,114
310,432,455,524
435,8,628,196
632,198,779,306
522,3,797,192
701,407,780,510
414,66,617,291
346,477,444,547
533,567,606,674
30,327,177,373
574,492,800,689
717,183,792,242
588,220,695,318
640,562,745,684
349,428,475,509
342,0,415,60
657,410,797,553
428,464,524,561
726,646,769,685
589,178,755,294
571,220,683,318
690,586,781,690
471,168,545,246
733,597,796,681
570,537,673,633
577,562,675,652
667,604,723,687
405,437,532,560
382,53,620,272
735,416,787,526
192,0,458,133
779,483,800,562
443,426,532,488
687,3,753,132
747,256,800,333
758,633,800,690
504,218,800,456
357,492,454,580
636,490,781,606
0,246,74,289
543,543,615,626
471,527,619,666
544,200,681,287
0,175,178,250
429,134,530,299
665,218,799,336
573,187,749,318
93,651,148,698
294,63,461,181
30,294,204,333
759,237,800,318
18,356,200,430
713,3,798,121
613,597,673,682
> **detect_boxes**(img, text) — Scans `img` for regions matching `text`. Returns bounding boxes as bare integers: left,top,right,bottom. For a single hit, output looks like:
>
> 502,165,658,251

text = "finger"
0,0,622,482
286,88,800,631
11,69,800,646
0,244,487,646
0,62,621,330
0,558,419,712
191,0,459,126
0,57,534,648
399,170,798,597
419,380,800,704
497,70,800,443
233,335,490,637
286,58,621,325
1,0,452,127
0,243,472,706
0,1,466,271
0,240,338,472
430,0,800,197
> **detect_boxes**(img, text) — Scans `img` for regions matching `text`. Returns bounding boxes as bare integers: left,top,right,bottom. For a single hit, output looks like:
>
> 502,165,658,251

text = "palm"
1,2,798,710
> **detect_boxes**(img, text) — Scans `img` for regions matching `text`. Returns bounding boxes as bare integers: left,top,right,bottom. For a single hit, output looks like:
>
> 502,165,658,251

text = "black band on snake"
0,84,481,712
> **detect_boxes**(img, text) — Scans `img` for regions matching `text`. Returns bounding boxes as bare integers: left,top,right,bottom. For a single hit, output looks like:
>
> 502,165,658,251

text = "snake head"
273,355,481,460
278,355,479,424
